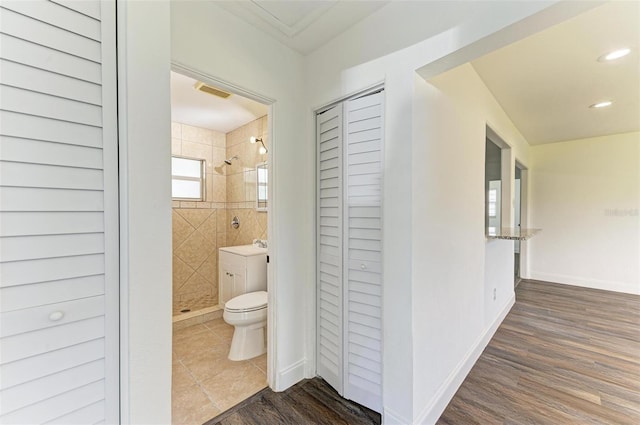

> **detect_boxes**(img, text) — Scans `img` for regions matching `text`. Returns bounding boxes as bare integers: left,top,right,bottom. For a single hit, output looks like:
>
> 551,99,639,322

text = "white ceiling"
170,71,268,133
471,1,640,145
216,0,389,55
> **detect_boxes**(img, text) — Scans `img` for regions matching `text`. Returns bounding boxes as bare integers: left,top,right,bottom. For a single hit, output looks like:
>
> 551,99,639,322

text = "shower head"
224,155,239,165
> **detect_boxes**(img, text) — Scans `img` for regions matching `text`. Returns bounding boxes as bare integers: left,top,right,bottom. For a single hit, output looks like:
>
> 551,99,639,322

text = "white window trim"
171,155,205,201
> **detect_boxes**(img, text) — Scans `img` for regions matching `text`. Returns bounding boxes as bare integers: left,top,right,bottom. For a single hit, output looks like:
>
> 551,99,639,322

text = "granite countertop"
486,227,541,241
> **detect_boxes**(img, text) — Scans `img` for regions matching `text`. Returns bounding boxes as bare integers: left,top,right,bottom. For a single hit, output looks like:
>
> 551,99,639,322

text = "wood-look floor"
438,280,640,425
204,377,381,425
203,280,639,424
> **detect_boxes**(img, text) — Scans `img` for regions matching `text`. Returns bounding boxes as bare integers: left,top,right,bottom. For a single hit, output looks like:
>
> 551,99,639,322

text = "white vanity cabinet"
218,246,267,306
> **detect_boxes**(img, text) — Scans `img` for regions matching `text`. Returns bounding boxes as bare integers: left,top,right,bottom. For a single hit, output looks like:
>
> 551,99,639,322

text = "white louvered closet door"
0,1,119,424
317,90,383,413
316,104,344,394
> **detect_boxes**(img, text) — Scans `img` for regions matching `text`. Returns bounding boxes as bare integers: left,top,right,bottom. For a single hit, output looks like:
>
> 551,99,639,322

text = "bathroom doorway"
169,68,272,424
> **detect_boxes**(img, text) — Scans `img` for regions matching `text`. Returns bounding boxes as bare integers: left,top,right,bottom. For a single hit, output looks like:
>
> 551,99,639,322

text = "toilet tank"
218,245,267,306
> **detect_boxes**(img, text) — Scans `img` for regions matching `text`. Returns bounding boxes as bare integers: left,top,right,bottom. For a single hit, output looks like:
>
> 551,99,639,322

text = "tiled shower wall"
171,117,268,315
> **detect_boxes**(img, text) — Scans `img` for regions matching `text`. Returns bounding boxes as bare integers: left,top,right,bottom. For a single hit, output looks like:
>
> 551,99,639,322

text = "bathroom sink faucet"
253,239,267,248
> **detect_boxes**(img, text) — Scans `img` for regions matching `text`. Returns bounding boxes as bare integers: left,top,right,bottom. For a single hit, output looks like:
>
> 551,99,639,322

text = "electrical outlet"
493,288,497,300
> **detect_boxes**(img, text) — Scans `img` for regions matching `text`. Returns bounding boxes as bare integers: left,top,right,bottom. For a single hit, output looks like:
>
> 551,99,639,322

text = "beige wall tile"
211,147,226,175
180,272,213,298
175,230,214,270
209,174,226,203
226,173,244,203
212,131,226,149
182,140,212,163
176,208,212,229
172,138,182,155
216,233,227,248
182,124,213,145
171,122,182,139
173,256,195,291
199,212,217,244
196,252,217,285
245,170,256,202
173,210,195,249
216,210,227,233
180,201,197,208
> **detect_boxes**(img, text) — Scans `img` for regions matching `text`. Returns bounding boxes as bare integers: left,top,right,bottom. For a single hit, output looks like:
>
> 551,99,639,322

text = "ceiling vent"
194,81,231,99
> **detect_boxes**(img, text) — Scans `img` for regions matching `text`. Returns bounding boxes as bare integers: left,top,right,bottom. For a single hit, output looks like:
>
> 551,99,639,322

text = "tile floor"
172,318,267,425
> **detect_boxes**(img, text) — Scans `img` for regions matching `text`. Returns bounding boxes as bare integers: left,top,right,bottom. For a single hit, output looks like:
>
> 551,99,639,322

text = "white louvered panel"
0,295,104,336
0,85,102,127
0,187,104,211
0,380,104,425
0,1,116,423
348,139,381,155
0,212,104,237
0,7,101,62
349,298,381,316
0,162,103,190
0,275,104,312
51,0,101,20
0,339,104,388
343,90,384,412
0,111,102,148
348,248,381,263
316,103,344,394
44,400,105,425
349,228,381,241
348,352,380,372
349,341,380,363
0,1,100,41
347,128,381,144
0,316,105,364
1,359,104,415
0,254,105,288
0,233,104,262
0,136,103,169
350,238,381,252
0,60,102,105
0,35,101,84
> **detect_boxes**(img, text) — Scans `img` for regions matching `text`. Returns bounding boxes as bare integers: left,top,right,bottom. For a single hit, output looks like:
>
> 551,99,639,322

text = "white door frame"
169,62,278,387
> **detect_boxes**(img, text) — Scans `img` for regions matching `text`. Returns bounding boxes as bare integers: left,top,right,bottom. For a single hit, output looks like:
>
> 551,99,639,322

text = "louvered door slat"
316,103,344,394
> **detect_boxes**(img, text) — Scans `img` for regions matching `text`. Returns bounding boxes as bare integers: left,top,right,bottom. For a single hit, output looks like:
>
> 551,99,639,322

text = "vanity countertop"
219,245,267,256
486,227,541,241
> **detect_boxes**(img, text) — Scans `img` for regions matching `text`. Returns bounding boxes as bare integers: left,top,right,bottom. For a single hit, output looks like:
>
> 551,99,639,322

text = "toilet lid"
225,291,268,312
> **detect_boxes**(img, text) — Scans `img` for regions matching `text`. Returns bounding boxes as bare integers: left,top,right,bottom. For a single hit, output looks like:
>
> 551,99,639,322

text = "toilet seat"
224,291,267,313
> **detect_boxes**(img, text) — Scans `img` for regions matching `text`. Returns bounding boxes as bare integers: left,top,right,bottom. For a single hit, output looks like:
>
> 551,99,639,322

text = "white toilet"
223,291,268,361
218,245,268,361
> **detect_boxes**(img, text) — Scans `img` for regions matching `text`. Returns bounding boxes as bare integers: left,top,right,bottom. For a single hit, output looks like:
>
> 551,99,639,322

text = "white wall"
304,1,587,421
530,132,640,294
117,1,173,424
117,0,605,422
412,63,530,423
170,1,312,390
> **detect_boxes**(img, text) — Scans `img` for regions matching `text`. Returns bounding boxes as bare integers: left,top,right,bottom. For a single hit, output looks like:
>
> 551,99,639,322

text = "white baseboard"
274,358,306,392
383,406,411,425
415,294,515,425
529,271,640,295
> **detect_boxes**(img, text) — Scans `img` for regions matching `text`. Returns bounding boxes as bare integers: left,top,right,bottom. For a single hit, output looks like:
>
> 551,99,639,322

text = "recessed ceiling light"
589,101,613,109
598,48,631,62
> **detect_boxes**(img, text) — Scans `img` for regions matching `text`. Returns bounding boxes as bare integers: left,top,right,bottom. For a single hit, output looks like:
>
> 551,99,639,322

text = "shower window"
172,156,205,201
